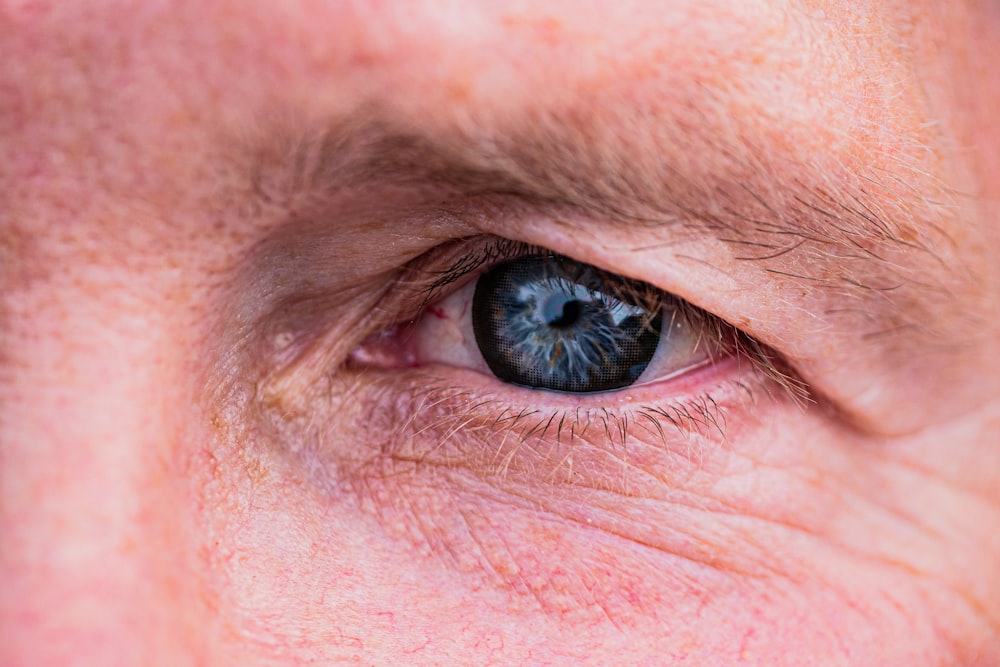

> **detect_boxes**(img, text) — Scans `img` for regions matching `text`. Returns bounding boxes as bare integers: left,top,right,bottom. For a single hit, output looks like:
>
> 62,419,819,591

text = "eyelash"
340,235,810,470
420,237,539,306
366,378,742,484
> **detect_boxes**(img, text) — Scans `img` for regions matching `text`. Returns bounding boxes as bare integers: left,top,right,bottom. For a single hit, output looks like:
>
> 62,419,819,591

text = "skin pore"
2,0,1000,665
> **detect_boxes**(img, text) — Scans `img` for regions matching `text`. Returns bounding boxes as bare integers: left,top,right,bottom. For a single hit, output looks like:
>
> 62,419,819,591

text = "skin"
2,0,1000,664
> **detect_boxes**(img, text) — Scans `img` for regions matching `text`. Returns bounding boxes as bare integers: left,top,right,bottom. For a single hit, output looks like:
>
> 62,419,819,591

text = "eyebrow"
249,105,953,255
240,102,960,335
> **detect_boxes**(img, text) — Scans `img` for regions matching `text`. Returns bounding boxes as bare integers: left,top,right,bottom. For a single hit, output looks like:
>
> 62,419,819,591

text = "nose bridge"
0,280,203,666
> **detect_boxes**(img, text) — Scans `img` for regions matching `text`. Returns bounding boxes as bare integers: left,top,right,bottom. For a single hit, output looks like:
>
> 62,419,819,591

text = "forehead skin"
1,1,1000,665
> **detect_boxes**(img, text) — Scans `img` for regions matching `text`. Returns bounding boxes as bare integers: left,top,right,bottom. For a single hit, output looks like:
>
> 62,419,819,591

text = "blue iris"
471,256,663,393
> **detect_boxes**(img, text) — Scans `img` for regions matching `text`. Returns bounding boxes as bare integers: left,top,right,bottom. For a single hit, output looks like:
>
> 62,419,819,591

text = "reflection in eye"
471,255,663,393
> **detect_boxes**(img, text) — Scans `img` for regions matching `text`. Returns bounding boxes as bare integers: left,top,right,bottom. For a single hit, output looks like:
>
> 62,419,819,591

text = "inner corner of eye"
346,321,420,371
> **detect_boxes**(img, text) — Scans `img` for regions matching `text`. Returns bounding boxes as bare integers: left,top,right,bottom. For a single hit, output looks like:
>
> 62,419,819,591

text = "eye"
471,255,663,393
411,251,716,394
339,236,801,489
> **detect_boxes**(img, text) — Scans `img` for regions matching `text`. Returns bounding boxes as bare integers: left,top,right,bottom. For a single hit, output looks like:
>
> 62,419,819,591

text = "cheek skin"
213,420,988,665
215,349,999,665
0,259,223,664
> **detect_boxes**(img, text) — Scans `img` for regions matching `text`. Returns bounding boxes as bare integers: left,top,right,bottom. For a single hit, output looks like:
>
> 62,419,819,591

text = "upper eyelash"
419,237,538,308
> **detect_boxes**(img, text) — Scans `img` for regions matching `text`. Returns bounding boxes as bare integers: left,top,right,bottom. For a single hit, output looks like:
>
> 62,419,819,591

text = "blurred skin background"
2,1,1000,665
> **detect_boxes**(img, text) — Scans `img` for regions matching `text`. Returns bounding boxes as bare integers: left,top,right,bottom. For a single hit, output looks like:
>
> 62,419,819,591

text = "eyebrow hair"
238,102,963,340
248,104,954,255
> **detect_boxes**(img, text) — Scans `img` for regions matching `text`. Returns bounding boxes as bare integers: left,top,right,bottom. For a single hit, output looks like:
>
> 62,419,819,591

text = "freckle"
445,80,472,104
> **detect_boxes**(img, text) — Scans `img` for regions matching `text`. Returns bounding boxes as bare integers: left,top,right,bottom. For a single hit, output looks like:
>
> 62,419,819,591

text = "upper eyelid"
410,235,670,317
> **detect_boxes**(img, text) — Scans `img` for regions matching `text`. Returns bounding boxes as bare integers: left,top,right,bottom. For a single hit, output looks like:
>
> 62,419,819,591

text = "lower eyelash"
353,370,761,493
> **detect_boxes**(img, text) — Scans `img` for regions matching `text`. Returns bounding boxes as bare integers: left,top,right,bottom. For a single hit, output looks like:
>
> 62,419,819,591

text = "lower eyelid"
402,354,744,413
336,357,753,492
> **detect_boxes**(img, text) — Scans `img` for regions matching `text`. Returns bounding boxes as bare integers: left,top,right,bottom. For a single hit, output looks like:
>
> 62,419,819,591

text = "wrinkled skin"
2,1,1000,665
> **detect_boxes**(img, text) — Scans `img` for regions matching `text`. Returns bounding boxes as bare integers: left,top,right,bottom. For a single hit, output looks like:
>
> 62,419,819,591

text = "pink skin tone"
2,1,1000,665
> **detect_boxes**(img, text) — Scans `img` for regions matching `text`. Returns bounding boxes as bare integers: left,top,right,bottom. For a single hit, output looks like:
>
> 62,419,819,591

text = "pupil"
544,297,582,328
